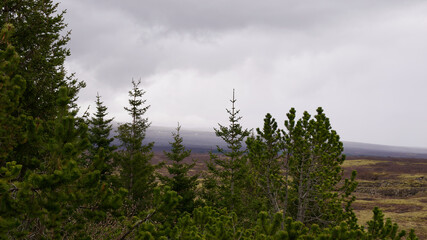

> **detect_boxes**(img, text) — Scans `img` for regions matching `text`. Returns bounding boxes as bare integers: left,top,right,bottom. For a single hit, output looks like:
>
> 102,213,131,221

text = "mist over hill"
111,126,427,158
342,141,427,158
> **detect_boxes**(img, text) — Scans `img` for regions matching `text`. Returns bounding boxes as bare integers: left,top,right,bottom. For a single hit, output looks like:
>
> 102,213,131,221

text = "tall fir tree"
159,124,198,215
116,79,156,213
203,89,251,215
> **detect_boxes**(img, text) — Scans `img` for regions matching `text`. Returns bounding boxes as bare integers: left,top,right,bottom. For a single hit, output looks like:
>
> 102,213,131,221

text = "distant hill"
145,126,222,153
343,141,427,158
112,125,427,158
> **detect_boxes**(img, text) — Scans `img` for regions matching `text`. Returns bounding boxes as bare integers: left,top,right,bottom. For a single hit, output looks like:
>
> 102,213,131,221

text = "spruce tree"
160,124,198,214
87,93,116,179
116,79,156,213
88,93,115,156
203,89,250,214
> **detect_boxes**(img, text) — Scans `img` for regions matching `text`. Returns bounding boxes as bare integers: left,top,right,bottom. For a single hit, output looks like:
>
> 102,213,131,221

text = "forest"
0,1,420,239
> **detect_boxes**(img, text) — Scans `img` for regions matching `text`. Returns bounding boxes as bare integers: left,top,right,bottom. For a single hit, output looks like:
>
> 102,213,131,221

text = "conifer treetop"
164,123,191,164
88,93,115,156
214,89,251,157
116,79,152,154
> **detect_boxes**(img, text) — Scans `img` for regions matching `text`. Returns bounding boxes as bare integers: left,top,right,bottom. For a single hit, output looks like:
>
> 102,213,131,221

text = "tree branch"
118,210,156,240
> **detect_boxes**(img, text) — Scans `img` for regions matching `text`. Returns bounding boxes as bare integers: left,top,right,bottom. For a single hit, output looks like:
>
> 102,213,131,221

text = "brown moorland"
343,156,427,239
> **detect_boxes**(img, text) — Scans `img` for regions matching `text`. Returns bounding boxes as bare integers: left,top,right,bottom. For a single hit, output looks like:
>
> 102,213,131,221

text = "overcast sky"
57,0,427,148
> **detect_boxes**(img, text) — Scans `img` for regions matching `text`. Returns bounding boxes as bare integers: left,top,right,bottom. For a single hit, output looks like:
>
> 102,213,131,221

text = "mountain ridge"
147,126,427,158
112,125,427,158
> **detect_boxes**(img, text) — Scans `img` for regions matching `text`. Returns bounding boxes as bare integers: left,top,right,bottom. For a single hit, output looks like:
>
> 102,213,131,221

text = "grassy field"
343,157,427,239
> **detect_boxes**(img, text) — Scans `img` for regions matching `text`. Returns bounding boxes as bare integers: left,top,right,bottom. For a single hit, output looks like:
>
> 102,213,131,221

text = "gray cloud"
57,0,427,147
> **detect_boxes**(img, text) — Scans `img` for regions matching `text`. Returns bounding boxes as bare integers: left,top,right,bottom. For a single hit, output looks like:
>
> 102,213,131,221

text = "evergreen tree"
116,79,156,213
1,85,124,239
283,107,358,227
132,205,419,239
160,124,198,215
1,25,124,238
0,23,26,161
367,207,408,239
116,79,151,155
0,23,27,238
246,113,283,215
203,89,250,214
87,93,116,179
0,0,85,120
1,0,85,180
88,93,115,156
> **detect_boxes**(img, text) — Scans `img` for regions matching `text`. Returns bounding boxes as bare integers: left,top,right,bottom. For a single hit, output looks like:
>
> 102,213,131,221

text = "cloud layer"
59,0,427,147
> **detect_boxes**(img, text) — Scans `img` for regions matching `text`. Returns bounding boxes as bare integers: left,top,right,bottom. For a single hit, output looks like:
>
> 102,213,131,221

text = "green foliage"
116,79,157,213
1,0,84,182
86,93,117,189
160,124,198,214
0,24,29,237
283,107,358,226
117,186,180,239
175,207,251,239
256,211,285,237
128,206,418,240
1,86,125,239
116,151,157,213
203,89,251,217
88,93,116,159
0,23,26,161
246,113,283,215
0,7,86,201
116,79,151,155
0,161,22,238
45,87,89,170
0,0,85,120
366,207,409,240
1,25,124,238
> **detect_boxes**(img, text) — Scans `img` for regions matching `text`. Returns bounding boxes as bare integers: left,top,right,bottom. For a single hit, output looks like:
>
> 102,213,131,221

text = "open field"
343,157,427,239
153,153,427,239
